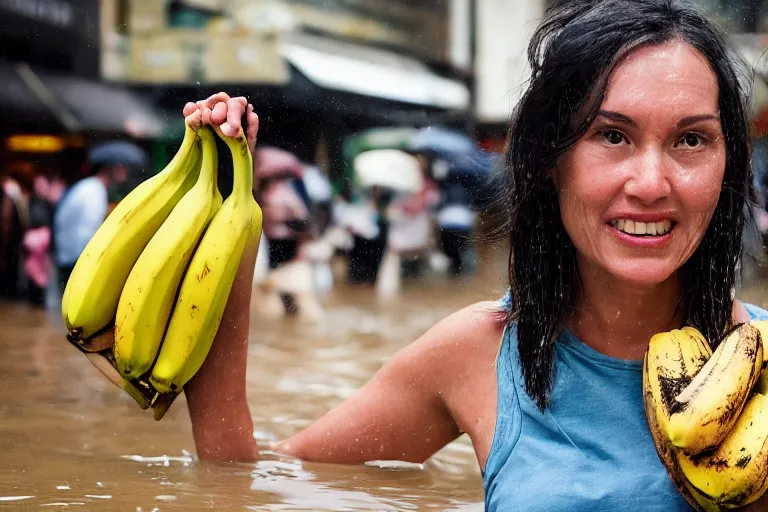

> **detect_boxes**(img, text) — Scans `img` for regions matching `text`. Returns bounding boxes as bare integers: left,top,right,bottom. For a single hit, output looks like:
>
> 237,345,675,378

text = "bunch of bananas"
643,320,768,510
61,117,262,420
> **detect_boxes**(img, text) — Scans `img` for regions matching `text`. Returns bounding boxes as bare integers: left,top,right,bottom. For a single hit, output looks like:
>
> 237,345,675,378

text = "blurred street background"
1,0,768,510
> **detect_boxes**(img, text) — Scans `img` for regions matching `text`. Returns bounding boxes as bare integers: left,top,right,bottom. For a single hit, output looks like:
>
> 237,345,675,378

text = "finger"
201,106,213,125
210,101,228,125
199,91,231,111
246,105,259,153
185,109,202,131
222,97,248,138
183,102,198,117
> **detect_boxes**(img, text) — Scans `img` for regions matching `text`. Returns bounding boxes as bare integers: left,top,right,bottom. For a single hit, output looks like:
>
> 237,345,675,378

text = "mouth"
608,219,675,237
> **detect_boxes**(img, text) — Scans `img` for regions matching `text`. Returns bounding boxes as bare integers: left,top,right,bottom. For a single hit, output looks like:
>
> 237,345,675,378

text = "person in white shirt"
53,163,128,289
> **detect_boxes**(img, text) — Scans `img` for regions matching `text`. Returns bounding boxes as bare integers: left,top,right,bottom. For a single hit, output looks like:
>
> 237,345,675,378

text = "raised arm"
183,94,261,461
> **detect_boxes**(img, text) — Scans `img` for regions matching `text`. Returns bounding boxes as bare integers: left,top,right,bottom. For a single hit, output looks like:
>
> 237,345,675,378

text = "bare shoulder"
387,300,507,389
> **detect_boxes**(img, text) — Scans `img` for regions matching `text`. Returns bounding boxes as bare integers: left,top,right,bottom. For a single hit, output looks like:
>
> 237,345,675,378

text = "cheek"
555,151,616,235
674,155,725,228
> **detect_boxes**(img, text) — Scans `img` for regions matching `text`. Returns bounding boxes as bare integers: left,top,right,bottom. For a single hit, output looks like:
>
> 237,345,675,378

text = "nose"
623,147,672,204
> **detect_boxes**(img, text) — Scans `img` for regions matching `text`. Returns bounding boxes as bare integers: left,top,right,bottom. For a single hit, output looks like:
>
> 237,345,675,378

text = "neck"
568,258,686,361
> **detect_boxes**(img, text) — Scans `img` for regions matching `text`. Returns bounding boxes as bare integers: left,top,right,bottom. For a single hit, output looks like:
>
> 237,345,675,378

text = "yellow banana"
665,323,763,455
677,392,768,509
642,327,712,509
113,126,222,380
62,122,202,341
149,125,262,393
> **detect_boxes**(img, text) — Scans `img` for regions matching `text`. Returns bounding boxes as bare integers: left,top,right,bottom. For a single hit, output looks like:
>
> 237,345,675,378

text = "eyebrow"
596,110,720,129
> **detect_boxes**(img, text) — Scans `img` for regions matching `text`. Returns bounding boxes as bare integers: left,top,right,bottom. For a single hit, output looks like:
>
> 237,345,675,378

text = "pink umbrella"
254,146,304,180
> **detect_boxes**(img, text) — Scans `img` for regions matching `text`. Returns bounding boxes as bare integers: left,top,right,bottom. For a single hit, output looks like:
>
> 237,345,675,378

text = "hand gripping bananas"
643,320,768,510
61,109,262,420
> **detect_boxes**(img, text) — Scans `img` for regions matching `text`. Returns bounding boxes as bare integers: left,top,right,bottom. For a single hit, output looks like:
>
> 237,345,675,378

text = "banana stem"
213,125,253,202
197,126,219,193
165,123,200,178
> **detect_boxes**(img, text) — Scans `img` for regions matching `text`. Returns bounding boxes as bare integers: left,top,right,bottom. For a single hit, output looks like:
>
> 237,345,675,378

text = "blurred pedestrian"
0,164,33,298
53,161,129,290
253,147,310,269
385,170,439,279
0,178,22,298
23,176,55,306
437,183,476,275
343,187,391,285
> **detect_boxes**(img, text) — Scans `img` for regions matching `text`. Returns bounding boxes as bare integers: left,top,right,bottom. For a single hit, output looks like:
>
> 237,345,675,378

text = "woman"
181,1,768,509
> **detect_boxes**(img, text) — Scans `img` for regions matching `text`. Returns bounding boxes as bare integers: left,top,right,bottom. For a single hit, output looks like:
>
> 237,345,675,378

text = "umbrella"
88,141,149,170
435,149,503,209
254,146,304,180
343,127,418,162
408,127,476,159
354,149,424,193
340,127,418,189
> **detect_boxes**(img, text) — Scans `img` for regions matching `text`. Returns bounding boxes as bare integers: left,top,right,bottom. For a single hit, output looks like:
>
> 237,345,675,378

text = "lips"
608,219,674,236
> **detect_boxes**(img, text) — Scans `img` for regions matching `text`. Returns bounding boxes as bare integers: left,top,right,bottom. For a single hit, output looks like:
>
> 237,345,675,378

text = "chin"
605,261,678,289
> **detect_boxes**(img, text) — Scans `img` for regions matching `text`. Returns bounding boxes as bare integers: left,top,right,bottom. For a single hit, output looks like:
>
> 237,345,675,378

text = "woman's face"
556,40,726,289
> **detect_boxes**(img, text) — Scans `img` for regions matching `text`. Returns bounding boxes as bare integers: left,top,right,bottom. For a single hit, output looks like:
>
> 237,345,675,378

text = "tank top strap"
483,320,523,489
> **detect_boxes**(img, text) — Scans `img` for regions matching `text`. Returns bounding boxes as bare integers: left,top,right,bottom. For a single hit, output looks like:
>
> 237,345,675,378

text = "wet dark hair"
501,0,753,410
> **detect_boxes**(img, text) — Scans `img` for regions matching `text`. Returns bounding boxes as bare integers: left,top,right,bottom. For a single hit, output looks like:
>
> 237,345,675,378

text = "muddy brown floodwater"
1,244,766,511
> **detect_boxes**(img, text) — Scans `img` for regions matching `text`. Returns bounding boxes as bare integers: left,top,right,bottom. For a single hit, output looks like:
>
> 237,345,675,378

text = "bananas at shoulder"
61,123,202,340
643,322,768,511
643,327,712,506
664,323,763,455
678,392,768,509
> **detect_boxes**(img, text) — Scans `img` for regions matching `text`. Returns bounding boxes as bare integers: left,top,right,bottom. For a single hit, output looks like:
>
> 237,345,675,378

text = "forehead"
601,40,720,116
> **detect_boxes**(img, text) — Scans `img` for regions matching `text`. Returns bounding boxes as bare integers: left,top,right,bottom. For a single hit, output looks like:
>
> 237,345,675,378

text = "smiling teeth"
611,219,672,236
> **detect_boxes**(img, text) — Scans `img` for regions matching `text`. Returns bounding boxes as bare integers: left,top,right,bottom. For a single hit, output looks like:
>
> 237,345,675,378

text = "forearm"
184,240,260,462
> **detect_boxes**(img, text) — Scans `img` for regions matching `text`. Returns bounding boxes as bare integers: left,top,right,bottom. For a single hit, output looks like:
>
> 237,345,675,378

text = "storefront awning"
0,61,169,138
281,33,470,111
38,71,170,138
0,61,73,132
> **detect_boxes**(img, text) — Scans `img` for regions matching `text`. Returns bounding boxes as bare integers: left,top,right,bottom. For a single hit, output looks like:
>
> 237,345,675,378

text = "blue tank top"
483,296,768,511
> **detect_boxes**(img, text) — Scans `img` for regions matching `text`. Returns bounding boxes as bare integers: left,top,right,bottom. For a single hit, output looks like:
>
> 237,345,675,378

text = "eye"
677,133,704,148
600,129,627,145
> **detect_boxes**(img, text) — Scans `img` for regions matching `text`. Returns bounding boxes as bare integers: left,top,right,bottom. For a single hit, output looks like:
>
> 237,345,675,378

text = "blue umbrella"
439,150,503,210
88,141,149,170
409,127,476,158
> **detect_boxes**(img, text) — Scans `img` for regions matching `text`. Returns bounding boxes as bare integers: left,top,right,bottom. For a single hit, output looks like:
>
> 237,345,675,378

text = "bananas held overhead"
62,111,262,420
644,321,768,511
